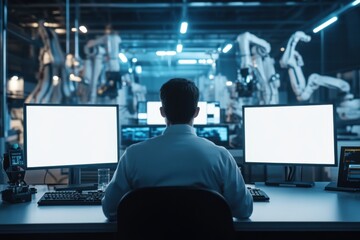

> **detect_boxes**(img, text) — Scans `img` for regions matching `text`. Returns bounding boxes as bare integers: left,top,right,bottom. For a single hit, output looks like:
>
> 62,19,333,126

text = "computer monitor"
137,101,147,125
146,101,207,125
207,101,220,124
24,104,119,169
196,125,229,147
243,103,337,187
121,125,150,148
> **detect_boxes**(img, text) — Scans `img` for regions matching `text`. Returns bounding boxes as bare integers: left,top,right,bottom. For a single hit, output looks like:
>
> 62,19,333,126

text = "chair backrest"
117,186,235,240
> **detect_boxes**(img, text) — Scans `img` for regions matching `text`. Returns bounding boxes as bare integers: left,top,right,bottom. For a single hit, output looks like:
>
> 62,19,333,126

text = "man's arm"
102,151,132,221
221,151,253,219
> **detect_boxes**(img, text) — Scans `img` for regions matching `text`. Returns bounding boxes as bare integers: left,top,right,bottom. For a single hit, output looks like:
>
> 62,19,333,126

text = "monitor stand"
265,179,314,188
53,168,98,191
54,183,98,191
265,166,315,188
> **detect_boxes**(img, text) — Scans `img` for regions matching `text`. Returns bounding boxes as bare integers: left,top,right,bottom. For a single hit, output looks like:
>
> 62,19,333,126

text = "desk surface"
1,182,360,234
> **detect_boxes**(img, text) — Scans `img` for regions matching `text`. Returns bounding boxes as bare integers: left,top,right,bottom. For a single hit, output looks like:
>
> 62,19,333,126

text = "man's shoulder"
127,136,162,151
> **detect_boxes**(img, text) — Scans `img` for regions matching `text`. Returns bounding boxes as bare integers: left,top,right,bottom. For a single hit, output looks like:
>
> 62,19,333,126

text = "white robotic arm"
236,32,280,104
280,31,351,101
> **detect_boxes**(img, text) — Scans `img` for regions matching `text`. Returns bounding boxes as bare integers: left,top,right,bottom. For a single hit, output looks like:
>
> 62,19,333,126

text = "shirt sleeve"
102,150,132,221
221,151,253,219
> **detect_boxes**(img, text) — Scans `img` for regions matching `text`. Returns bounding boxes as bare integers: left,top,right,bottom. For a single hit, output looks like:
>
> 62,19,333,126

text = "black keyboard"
38,191,105,206
248,187,270,202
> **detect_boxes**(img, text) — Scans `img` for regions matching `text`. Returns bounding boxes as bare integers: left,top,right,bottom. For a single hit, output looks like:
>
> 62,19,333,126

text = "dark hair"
160,78,199,124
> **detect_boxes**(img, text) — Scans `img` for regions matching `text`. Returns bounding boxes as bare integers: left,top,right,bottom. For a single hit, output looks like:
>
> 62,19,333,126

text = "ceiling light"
132,58,138,63
226,81,233,86
176,43,183,53
118,53,128,63
79,26,87,33
156,51,176,56
313,16,338,33
44,22,60,28
55,29,66,34
180,21,188,34
352,0,360,6
280,47,285,52
222,43,233,53
178,59,197,64
71,27,77,32
135,66,142,74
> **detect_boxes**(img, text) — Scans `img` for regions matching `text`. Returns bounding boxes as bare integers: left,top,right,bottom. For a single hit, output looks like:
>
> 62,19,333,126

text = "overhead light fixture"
44,22,61,28
198,59,214,65
352,0,360,6
313,16,338,33
55,29,66,34
118,53,128,63
280,47,285,52
222,43,233,53
180,21,188,34
79,26,87,33
176,43,183,53
132,58,138,63
156,51,177,56
226,81,233,86
135,65,142,74
178,59,197,64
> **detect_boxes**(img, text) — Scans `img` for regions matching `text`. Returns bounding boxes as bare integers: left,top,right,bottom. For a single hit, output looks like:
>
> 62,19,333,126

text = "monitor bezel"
242,103,337,167
23,103,120,170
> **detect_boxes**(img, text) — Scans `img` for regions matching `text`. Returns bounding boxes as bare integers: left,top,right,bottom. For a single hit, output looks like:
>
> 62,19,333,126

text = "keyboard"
38,191,105,206
248,187,270,202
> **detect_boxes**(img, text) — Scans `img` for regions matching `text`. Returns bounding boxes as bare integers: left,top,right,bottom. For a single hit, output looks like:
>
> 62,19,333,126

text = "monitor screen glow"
243,104,336,166
24,104,119,169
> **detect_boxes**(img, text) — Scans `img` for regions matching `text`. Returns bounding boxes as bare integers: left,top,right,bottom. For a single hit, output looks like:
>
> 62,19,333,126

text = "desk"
1,183,360,237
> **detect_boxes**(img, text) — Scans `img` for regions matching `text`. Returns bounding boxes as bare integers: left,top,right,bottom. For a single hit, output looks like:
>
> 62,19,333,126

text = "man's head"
160,78,199,125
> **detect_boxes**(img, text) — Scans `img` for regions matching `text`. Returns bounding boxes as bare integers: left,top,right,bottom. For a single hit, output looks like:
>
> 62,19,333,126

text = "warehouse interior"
1,0,360,186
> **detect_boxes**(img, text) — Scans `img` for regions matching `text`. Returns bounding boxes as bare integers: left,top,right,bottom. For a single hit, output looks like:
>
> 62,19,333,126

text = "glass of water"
98,168,110,191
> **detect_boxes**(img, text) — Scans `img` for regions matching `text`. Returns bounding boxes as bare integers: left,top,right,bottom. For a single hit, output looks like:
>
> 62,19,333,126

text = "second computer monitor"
146,101,207,125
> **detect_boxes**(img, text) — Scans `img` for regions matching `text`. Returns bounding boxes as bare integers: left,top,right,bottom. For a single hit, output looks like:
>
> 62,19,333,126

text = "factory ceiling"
5,0,356,82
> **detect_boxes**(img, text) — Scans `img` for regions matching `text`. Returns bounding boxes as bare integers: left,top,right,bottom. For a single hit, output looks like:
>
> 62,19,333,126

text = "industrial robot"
280,31,360,120
225,32,280,123
83,24,122,103
25,20,74,104
236,32,280,105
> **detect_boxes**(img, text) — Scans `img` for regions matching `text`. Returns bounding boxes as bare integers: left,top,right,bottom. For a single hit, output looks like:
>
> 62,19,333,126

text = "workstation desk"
1,182,359,239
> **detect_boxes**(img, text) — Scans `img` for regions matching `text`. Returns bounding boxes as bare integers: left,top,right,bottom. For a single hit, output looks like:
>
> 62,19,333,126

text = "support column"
0,0,8,183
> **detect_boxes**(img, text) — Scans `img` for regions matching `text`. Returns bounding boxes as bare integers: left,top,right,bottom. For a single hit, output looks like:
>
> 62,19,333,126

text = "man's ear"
160,106,166,117
193,107,200,118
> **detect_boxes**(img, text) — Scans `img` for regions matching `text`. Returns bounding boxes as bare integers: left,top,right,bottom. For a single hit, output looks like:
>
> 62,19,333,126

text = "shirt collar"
163,124,196,135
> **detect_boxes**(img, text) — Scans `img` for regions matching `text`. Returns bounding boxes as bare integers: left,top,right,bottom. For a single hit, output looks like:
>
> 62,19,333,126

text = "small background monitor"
196,125,229,147
146,101,208,125
207,101,220,124
121,125,150,147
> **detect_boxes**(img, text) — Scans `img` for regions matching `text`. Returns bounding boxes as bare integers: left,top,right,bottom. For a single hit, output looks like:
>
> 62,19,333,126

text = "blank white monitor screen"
243,104,336,166
146,101,207,125
24,104,119,169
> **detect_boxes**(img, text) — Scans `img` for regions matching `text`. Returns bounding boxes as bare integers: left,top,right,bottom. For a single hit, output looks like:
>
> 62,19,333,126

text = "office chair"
117,186,236,240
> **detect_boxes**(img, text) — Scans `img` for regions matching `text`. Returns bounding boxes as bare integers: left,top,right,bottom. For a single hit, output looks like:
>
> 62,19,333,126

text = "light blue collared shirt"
102,124,253,221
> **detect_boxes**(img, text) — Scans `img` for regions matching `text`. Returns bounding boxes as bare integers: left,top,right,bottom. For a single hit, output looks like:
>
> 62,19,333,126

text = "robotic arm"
236,32,280,104
280,31,352,101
